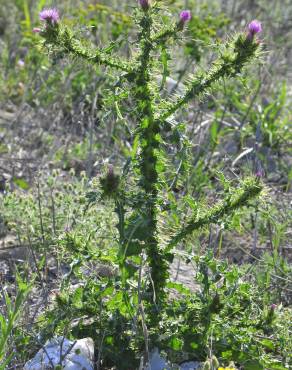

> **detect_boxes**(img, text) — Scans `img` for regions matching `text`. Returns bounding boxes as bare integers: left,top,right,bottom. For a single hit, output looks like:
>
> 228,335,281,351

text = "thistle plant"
35,2,263,346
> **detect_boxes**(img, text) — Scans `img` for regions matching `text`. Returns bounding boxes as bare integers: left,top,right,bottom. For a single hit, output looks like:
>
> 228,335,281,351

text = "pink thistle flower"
17,59,25,68
39,8,59,24
180,10,192,23
270,303,277,310
32,27,41,33
139,0,151,10
255,168,264,178
247,20,262,39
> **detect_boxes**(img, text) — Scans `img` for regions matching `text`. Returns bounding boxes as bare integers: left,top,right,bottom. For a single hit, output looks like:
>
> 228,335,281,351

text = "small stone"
145,348,170,370
179,361,201,369
24,337,94,370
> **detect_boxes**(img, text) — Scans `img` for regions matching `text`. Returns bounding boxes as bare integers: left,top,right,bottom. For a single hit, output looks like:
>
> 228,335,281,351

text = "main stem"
135,12,168,315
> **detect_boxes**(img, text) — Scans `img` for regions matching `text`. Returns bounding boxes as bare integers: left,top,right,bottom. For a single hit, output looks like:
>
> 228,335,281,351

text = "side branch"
151,26,177,45
41,26,133,74
167,178,263,250
156,34,261,122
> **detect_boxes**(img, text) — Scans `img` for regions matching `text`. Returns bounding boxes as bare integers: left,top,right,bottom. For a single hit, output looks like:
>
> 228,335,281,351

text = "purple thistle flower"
39,8,59,24
139,0,151,10
180,10,192,23
17,59,25,68
247,20,262,39
270,303,277,310
255,168,264,178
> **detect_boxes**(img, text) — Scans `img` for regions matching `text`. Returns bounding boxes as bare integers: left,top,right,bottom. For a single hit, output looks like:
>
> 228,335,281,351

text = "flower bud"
180,10,192,23
211,355,219,368
139,0,151,11
255,168,264,178
202,360,211,370
247,20,262,40
17,60,25,68
177,10,192,30
100,165,120,197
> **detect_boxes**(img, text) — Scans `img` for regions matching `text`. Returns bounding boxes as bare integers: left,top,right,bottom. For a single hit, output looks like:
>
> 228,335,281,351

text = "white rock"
145,348,170,370
24,337,94,370
179,361,201,369
144,349,202,370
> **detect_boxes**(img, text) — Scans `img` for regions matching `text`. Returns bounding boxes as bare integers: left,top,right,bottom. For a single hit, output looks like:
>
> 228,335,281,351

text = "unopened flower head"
33,27,41,33
180,10,192,23
17,59,25,68
139,0,151,10
255,168,264,178
247,20,262,39
39,8,59,24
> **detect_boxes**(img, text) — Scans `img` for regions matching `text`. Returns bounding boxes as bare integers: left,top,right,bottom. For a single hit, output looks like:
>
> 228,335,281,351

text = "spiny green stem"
151,26,177,44
135,12,168,306
43,26,133,74
71,40,131,72
167,178,263,250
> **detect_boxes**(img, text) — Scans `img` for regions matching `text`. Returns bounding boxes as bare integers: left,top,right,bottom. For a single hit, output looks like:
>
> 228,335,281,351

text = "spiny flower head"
247,20,262,39
39,8,59,24
180,10,192,23
139,0,151,10
100,164,120,197
177,10,192,30
255,168,264,178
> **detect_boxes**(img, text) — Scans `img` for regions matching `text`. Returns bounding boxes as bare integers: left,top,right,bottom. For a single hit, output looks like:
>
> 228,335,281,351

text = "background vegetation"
0,0,291,369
